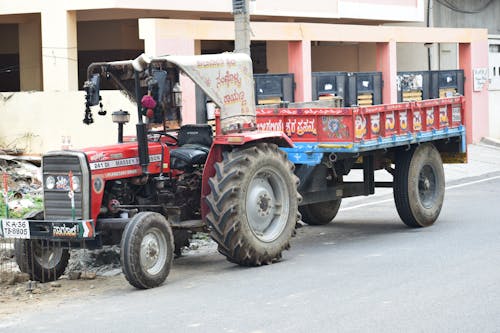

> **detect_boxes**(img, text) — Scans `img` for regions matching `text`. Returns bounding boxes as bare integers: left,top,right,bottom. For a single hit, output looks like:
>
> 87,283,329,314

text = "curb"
480,137,500,148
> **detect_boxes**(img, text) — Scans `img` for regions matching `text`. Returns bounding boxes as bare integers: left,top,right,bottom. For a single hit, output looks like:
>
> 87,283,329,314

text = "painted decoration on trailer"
371,114,380,135
400,111,408,131
413,112,422,131
355,115,367,139
322,116,350,139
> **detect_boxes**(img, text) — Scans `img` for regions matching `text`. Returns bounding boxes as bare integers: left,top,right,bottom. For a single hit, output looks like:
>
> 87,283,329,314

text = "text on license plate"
1,219,31,239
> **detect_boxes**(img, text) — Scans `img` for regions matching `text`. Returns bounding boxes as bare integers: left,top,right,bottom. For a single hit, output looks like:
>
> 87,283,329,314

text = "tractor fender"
200,131,293,219
213,131,293,148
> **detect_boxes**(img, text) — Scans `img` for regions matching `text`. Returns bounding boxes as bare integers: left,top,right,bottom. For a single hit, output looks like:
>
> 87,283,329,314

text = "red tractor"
3,53,299,289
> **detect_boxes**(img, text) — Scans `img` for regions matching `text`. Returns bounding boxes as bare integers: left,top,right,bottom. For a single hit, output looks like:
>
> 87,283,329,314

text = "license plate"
1,219,31,239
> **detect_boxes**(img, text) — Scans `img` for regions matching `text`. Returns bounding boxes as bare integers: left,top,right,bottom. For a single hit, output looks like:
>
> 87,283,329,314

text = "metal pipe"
135,70,149,173
118,123,124,143
135,70,143,125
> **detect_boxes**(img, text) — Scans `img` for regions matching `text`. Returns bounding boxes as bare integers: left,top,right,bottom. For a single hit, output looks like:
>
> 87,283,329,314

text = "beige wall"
0,91,136,154
358,43,377,71
265,41,377,74
253,0,339,18
396,42,458,72
78,20,143,51
311,43,377,72
266,41,289,73
438,43,458,70
41,10,78,91
19,16,42,91
312,44,358,72
396,42,428,71
0,0,424,22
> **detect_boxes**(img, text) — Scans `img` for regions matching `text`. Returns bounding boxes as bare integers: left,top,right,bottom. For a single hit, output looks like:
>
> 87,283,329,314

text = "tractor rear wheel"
206,143,300,266
14,211,70,282
120,212,174,289
394,143,445,227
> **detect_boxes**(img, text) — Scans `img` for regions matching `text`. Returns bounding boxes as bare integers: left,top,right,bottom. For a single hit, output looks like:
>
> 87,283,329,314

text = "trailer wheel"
120,212,174,289
394,143,445,227
299,199,342,225
14,211,69,282
206,143,299,266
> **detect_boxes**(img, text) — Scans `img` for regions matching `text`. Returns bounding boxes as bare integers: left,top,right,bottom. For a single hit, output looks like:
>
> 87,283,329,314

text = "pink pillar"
143,38,197,125
376,41,397,104
459,41,489,144
288,40,312,102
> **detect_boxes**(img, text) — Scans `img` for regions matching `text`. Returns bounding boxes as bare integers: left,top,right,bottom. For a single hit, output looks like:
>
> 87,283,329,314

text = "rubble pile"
0,154,42,216
66,246,122,277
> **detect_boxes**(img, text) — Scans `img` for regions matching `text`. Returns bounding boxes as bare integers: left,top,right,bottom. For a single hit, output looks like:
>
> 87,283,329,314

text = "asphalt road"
2,174,500,333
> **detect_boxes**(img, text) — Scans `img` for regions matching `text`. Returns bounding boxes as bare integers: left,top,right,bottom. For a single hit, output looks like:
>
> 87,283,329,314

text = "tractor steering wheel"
148,131,178,146
163,133,178,146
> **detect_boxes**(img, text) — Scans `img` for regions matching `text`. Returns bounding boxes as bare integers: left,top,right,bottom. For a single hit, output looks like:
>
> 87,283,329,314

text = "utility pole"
233,0,251,56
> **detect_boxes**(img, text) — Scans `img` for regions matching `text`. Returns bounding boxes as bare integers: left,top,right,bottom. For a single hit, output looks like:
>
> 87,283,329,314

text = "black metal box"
346,71,382,106
430,69,464,99
254,73,295,105
311,71,348,105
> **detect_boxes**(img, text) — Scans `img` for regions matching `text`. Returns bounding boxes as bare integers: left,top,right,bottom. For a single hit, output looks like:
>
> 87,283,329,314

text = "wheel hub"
140,228,168,275
257,193,273,217
422,178,430,191
418,164,437,209
246,168,289,242
146,241,159,259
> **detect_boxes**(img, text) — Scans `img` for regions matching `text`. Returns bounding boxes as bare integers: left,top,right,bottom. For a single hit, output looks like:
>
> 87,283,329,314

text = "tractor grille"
42,152,90,220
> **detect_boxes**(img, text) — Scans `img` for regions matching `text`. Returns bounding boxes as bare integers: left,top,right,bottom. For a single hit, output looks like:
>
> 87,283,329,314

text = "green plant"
0,194,43,219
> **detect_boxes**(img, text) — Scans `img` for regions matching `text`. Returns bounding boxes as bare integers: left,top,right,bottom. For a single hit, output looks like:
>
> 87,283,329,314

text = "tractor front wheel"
120,212,174,289
206,143,300,266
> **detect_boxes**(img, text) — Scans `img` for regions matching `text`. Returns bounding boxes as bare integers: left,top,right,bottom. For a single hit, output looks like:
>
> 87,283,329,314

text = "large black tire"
206,143,300,266
120,212,174,289
394,143,445,227
299,199,342,225
14,210,69,282
14,239,70,282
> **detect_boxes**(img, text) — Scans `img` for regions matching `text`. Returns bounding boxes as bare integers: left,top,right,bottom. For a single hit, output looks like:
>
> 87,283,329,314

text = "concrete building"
0,0,489,154
430,0,500,140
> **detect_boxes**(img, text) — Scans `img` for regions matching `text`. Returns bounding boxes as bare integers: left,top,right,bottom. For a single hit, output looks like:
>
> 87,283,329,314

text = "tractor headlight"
45,176,55,190
72,176,81,192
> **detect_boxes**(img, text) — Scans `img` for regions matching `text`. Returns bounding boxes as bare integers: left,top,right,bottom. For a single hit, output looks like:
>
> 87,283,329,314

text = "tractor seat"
170,124,213,170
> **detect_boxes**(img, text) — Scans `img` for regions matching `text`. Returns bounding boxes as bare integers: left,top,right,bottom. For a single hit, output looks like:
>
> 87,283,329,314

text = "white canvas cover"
165,53,256,133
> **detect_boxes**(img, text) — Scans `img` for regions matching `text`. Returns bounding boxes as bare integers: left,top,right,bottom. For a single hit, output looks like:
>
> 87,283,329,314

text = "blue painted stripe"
281,127,465,165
